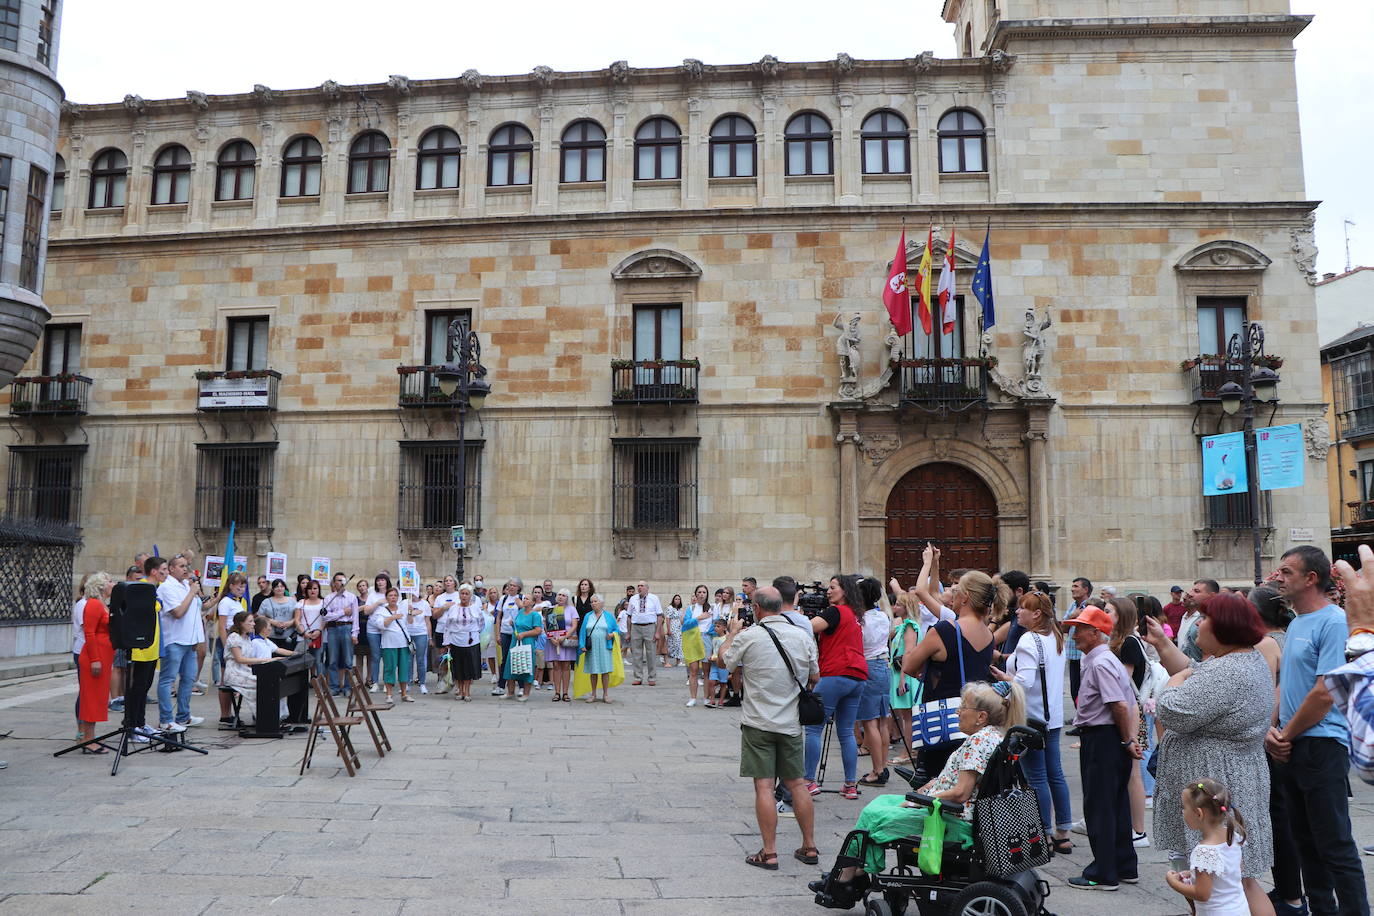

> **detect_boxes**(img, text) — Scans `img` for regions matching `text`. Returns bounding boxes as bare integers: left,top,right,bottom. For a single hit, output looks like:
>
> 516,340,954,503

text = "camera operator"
720,586,820,870
803,575,870,800
771,576,815,816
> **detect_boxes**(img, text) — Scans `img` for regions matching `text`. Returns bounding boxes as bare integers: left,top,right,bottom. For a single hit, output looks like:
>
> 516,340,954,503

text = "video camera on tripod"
796,581,829,617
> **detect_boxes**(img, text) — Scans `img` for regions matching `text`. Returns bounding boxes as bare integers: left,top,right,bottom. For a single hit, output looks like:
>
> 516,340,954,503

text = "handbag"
972,735,1053,875
761,622,825,727
508,642,534,676
912,622,968,748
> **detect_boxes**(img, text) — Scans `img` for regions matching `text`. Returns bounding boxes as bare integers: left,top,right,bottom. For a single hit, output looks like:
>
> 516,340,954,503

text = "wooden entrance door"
885,462,999,586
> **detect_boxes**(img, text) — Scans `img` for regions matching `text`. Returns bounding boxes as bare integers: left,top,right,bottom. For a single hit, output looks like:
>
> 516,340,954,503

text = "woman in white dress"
440,583,485,701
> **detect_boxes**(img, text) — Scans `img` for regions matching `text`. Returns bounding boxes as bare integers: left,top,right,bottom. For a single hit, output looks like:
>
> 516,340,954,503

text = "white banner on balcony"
199,376,270,409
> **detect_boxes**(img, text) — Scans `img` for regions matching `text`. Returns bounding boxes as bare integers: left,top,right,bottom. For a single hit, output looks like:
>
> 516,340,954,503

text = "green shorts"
739,724,804,780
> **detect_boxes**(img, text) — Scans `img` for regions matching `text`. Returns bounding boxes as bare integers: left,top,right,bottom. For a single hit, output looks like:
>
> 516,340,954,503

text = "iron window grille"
937,109,987,173
151,145,191,205
488,124,533,187
416,127,461,190
560,120,607,183
1204,491,1270,532
348,131,390,194
397,440,483,531
784,112,833,176
6,445,86,525
280,136,322,197
51,153,64,212
0,514,80,624
88,148,128,209
611,438,699,532
709,115,756,178
194,444,276,530
634,117,680,180
861,110,909,174
215,140,256,201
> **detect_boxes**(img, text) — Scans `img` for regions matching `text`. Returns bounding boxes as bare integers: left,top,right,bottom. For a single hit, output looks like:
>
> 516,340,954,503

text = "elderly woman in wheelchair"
812,681,1044,913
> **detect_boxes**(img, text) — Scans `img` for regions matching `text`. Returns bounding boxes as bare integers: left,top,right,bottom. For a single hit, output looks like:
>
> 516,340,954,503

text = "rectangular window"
1197,296,1246,357
1204,491,1270,531
0,1,19,51
1333,351,1374,439
633,304,683,386
194,444,276,530
19,165,46,291
397,441,482,530
225,316,269,371
6,445,86,524
611,438,699,532
0,155,10,275
36,1,56,66
424,309,471,366
909,294,965,359
42,323,79,375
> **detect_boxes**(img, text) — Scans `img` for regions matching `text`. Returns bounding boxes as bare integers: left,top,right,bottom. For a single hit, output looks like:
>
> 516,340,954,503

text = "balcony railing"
397,365,465,408
897,359,988,413
7,374,92,417
611,359,699,405
1338,405,1374,442
195,369,280,411
1182,355,1283,402
1349,500,1374,529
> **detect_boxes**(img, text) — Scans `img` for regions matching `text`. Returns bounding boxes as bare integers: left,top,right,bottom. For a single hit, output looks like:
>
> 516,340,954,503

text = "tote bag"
912,622,967,748
508,642,534,676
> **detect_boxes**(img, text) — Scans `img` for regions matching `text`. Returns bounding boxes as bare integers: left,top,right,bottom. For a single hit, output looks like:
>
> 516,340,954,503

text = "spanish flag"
915,226,935,335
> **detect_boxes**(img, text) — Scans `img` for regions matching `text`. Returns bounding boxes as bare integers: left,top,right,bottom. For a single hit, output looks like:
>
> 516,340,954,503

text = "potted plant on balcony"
610,359,635,371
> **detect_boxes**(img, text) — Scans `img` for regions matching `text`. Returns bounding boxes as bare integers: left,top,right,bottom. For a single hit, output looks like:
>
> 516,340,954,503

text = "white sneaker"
1133,832,1151,848
131,731,150,744
777,801,795,818
545,683,555,691
1070,820,1089,836
179,716,205,728
194,680,208,689
368,683,379,692
1144,796,1153,810
686,698,696,707
517,695,528,703
420,684,428,694
158,721,186,734
491,687,502,695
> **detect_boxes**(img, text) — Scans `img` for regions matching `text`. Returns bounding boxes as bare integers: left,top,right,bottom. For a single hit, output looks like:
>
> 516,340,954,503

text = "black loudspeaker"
109,580,159,652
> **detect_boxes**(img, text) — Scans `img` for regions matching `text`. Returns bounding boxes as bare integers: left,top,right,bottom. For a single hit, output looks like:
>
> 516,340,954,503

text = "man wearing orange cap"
1062,604,1143,892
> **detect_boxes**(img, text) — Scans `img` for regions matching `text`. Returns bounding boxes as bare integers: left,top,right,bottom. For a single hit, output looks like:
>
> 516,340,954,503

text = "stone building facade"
0,0,1333,636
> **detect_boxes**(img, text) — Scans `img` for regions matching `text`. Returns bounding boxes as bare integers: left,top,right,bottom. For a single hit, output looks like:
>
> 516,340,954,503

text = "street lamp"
1218,322,1281,585
432,322,489,583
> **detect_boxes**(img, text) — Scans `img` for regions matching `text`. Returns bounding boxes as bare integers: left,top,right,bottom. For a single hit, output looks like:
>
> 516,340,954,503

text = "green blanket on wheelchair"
839,794,975,874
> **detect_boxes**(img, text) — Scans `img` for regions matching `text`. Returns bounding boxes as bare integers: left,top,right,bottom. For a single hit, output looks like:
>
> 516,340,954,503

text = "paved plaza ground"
0,661,1371,915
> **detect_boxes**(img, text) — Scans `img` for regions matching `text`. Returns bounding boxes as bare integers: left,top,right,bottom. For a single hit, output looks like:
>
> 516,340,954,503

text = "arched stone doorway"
885,462,999,585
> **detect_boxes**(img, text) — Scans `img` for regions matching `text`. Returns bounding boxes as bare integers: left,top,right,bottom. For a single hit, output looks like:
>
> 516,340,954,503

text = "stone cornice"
989,14,1312,50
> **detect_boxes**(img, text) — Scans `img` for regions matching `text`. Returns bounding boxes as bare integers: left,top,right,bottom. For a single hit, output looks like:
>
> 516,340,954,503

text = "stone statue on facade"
834,311,862,396
185,90,209,111
461,69,483,90
1290,214,1319,286
1022,308,1052,380
1304,417,1331,460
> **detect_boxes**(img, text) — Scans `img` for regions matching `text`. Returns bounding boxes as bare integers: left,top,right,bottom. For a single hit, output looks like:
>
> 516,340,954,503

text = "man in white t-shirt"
155,555,206,732
626,580,664,686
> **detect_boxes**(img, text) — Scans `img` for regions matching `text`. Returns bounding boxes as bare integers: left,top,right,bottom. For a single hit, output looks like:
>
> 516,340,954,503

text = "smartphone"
1137,615,1150,637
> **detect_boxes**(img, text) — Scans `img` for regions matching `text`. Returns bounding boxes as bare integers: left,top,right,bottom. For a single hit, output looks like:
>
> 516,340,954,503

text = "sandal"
584,696,596,704
552,695,561,702
1052,837,1073,855
858,769,889,787
561,694,570,702
794,846,820,865
745,850,779,870
80,744,109,755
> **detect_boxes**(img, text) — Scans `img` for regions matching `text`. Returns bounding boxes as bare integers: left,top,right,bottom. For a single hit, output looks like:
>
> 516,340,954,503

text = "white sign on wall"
199,377,271,409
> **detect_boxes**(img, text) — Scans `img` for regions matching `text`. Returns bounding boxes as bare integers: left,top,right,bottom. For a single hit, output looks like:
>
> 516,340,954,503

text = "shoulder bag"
760,622,825,726
1030,632,1051,737
912,622,967,748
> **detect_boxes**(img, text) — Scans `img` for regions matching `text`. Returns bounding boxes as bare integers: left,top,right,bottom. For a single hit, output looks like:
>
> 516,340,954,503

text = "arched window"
348,131,390,194
87,148,128,209
560,120,606,183
634,117,680,181
150,145,192,205
215,140,256,201
937,109,987,173
784,112,832,176
861,110,909,174
709,115,755,178
51,154,65,212
280,136,322,197
416,127,461,190
488,124,533,187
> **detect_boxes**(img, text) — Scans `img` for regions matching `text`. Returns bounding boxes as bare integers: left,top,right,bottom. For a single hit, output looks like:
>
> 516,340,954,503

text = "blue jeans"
1021,726,1073,832
157,642,198,725
1139,711,1156,797
326,626,353,692
410,634,429,685
366,631,382,684
804,675,865,784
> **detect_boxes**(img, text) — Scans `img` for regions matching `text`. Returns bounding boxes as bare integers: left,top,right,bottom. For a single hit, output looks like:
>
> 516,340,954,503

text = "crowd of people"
62,546,1374,915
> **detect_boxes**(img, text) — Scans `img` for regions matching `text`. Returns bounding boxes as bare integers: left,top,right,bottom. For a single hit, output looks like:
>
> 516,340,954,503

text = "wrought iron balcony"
195,369,280,411
1349,500,1374,530
397,365,467,408
1338,405,1374,442
7,374,92,417
897,359,988,413
611,359,699,405
1182,355,1283,402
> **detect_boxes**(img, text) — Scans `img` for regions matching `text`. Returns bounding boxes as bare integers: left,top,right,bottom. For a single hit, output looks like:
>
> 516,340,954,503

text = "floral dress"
665,605,684,660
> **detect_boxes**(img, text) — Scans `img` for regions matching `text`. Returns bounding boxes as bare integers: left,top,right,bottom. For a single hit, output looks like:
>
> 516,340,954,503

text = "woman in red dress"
76,571,116,753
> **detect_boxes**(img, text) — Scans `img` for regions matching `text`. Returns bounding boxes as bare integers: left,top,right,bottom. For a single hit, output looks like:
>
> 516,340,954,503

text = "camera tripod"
811,715,848,795
53,721,208,776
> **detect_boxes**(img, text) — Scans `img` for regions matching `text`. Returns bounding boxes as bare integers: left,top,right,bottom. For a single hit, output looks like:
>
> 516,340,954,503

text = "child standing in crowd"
1165,778,1248,916
705,623,731,708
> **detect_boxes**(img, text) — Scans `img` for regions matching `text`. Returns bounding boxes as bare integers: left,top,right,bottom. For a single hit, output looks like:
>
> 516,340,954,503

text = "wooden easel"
343,666,391,757
300,672,363,777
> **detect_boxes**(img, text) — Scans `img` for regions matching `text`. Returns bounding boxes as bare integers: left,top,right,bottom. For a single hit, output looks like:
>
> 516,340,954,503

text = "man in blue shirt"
1266,546,1368,916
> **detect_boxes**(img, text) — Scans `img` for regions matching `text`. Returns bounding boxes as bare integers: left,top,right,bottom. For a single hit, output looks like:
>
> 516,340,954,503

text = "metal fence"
0,515,79,623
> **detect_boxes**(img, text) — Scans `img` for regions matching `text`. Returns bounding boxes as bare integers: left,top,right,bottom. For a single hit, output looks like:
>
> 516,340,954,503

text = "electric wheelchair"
811,725,1056,916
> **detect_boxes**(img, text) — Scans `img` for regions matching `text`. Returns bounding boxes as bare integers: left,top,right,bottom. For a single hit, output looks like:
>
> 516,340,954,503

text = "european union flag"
972,232,995,330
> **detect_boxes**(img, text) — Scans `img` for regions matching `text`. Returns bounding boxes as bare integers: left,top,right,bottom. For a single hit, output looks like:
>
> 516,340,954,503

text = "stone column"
836,91,859,205
836,406,862,571
254,116,278,228
187,123,210,232
389,107,413,221
321,113,346,223
914,91,936,205
1023,400,1054,581
609,98,630,209
684,96,705,208
991,89,1012,204
63,132,85,238
123,126,148,234
758,93,780,206
461,102,484,216
534,101,556,214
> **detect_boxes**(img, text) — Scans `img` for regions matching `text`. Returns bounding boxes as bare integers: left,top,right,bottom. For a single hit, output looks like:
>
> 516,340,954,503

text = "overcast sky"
54,0,1370,276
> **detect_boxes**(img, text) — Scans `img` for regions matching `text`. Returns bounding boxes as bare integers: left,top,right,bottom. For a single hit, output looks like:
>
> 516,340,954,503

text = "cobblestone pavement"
0,665,1370,915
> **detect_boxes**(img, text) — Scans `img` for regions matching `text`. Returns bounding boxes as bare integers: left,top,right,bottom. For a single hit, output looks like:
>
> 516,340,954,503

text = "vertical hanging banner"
1201,431,1247,496
1256,423,1305,491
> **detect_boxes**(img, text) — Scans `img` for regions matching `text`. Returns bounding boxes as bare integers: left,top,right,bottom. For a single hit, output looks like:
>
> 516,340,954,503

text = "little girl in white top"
1165,777,1248,916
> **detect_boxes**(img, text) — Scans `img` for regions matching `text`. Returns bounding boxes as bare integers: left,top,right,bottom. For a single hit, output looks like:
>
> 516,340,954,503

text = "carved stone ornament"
615,538,635,560
986,49,1017,72
912,51,937,73
834,311,862,387
1194,529,1214,561
983,331,1049,399
532,65,556,89
609,60,630,84
122,94,146,114
387,74,411,95
1021,308,1053,381
1290,215,1319,286
1304,417,1331,460
461,69,483,90
252,84,276,105
185,90,209,111
680,58,705,80
1175,240,1273,272
60,99,82,120
320,79,341,100
756,54,783,78
860,434,900,466
834,52,855,74
611,249,703,281
677,538,696,560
